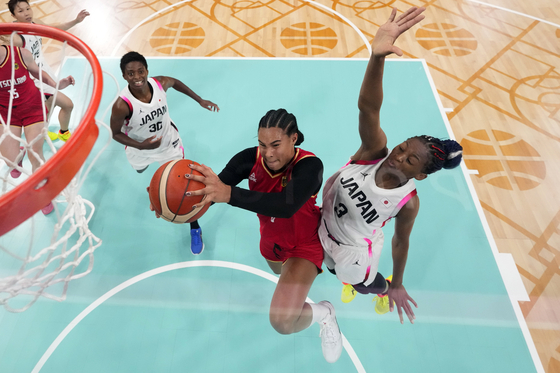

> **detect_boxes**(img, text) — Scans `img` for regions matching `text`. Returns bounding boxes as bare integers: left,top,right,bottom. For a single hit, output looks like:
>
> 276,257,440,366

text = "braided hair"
414,135,463,174
258,109,304,146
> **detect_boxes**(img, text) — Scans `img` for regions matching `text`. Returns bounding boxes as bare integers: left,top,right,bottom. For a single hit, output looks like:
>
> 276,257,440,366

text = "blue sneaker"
190,228,204,255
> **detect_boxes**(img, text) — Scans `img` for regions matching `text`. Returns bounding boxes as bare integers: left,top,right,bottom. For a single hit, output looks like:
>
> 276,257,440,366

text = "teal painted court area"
0,58,537,373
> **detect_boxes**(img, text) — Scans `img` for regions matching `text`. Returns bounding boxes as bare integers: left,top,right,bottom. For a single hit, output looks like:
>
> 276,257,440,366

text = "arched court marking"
32,260,365,373
109,0,371,58
110,0,195,57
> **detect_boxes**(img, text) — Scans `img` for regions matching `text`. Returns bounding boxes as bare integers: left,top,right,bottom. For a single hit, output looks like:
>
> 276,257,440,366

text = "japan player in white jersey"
110,51,219,255
319,7,463,324
4,0,89,142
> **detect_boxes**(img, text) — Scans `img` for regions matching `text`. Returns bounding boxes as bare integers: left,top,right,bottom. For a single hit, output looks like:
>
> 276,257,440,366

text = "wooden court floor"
1,0,559,371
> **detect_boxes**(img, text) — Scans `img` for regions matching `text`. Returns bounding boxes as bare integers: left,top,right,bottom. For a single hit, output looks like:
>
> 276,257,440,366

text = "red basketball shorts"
0,96,46,127
260,236,324,271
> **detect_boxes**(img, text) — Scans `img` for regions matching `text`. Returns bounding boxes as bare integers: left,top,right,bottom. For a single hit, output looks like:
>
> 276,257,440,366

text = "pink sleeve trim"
152,78,163,91
396,190,417,210
120,96,133,117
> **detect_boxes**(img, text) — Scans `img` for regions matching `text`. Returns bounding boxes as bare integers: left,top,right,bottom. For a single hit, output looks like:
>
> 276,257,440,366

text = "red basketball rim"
0,24,102,236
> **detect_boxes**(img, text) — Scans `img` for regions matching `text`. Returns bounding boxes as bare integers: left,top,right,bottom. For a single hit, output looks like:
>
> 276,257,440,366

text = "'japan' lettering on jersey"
119,77,176,155
321,151,417,247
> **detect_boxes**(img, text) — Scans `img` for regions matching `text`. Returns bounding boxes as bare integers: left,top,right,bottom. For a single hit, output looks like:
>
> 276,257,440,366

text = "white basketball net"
0,31,112,312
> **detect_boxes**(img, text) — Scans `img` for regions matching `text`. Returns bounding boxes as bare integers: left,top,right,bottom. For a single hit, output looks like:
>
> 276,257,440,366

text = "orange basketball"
149,159,209,223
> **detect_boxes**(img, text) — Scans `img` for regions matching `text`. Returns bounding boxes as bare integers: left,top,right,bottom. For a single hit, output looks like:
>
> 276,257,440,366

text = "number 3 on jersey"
149,121,162,133
335,203,348,218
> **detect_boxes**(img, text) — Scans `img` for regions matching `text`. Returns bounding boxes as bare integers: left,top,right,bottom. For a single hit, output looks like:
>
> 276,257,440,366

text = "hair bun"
442,140,463,169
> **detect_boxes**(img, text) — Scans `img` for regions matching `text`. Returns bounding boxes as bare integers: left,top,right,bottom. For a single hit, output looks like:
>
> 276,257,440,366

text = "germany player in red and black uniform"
0,44,74,214
188,109,343,363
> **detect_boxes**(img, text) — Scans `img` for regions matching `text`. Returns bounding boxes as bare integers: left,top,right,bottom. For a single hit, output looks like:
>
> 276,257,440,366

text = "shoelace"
320,317,338,344
192,231,202,245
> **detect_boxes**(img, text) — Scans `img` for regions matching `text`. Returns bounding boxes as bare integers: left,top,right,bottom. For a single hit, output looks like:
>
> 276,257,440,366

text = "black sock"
60,129,68,134
190,220,200,230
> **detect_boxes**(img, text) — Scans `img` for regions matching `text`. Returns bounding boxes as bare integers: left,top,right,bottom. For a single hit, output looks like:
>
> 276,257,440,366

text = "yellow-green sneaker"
373,275,393,314
58,130,71,142
341,284,357,303
47,131,58,141
373,294,391,314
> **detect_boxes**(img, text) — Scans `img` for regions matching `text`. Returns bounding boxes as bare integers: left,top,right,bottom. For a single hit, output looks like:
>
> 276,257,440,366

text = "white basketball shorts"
318,220,384,287
125,130,184,171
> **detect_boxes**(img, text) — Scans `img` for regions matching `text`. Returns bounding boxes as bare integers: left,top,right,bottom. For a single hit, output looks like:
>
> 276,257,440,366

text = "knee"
269,312,295,335
64,100,74,112
58,97,73,112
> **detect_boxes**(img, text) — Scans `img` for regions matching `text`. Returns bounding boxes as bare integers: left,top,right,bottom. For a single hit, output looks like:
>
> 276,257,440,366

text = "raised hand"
76,10,90,23
199,100,220,112
372,6,426,58
58,75,75,89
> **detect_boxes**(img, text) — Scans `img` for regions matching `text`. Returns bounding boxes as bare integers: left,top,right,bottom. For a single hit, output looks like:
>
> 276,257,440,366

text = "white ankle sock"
310,302,330,324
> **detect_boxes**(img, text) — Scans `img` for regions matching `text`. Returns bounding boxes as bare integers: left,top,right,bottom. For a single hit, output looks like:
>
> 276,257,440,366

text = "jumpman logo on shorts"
352,260,360,266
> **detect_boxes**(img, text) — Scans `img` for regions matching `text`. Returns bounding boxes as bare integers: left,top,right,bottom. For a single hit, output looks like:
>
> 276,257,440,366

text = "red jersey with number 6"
0,46,42,106
248,147,321,249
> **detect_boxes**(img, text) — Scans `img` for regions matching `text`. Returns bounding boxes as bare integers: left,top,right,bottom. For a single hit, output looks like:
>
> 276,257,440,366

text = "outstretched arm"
36,10,90,31
153,75,220,112
388,195,420,324
187,149,323,218
20,48,74,89
353,6,425,162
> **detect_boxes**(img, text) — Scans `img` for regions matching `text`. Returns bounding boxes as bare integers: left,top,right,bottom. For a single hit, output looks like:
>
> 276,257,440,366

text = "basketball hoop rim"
0,23,103,236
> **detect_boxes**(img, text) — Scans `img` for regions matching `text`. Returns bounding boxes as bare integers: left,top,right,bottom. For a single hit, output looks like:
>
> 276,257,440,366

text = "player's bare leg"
266,259,282,275
269,257,343,362
46,92,73,141
0,125,23,171
269,257,317,334
23,122,45,172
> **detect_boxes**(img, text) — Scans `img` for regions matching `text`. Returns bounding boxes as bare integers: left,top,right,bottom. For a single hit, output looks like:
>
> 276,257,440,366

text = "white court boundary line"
32,260,365,373
420,59,544,373
109,0,371,57
467,0,560,29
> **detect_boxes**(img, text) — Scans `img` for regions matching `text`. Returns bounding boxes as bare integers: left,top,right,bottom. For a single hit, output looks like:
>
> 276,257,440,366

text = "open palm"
372,7,426,58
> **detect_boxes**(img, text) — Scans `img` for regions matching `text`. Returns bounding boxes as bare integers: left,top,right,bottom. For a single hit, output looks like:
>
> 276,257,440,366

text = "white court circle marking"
109,0,371,58
32,260,365,373
110,0,195,57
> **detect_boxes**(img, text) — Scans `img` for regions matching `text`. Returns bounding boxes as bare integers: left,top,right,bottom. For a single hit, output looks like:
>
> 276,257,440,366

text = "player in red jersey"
0,45,74,214
186,109,343,363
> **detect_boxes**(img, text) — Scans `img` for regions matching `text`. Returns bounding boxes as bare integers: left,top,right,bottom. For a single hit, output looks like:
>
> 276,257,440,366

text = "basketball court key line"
32,260,365,373
420,59,544,373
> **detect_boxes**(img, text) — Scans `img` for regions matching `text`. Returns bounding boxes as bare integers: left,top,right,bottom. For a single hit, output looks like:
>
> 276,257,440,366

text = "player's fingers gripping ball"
148,159,210,223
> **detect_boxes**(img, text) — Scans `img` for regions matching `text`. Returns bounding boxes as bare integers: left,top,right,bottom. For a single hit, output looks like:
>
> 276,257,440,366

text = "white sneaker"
318,300,343,363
